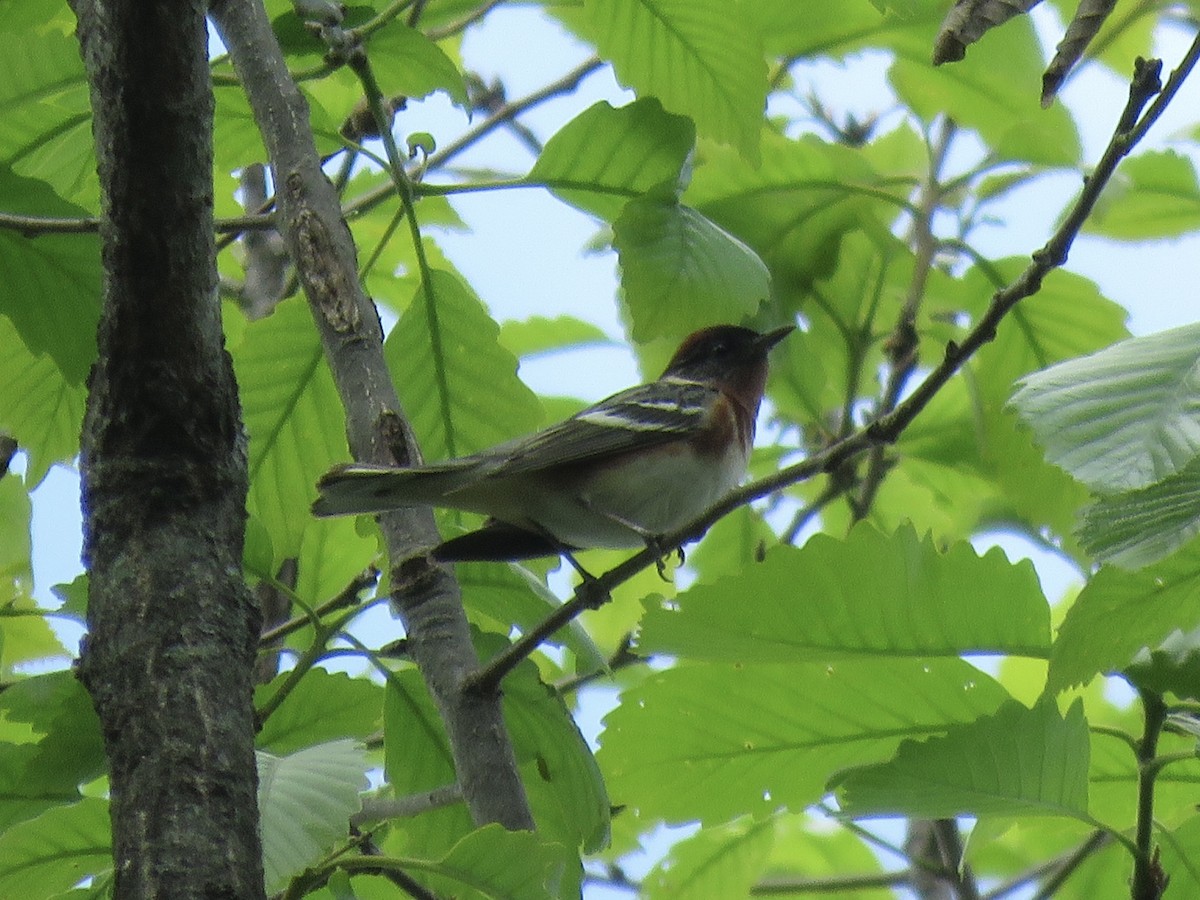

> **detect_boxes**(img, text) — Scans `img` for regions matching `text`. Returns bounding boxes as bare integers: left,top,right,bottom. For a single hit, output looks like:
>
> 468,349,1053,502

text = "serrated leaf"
598,658,1009,823
367,23,469,108
1048,548,1200,692
258,739,368,893
0,798,111,899
613,198,768,342
638,524,1051,662
1011,322,1200,493
570,0,766,161
1085,150,1200,240
385,269,543,461
833,700,1091,821
1077,457,1200,568
256,668,384,755
528,99,695,221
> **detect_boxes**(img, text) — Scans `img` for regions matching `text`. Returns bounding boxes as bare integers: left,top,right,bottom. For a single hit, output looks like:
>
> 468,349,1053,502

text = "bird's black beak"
756,325,795,353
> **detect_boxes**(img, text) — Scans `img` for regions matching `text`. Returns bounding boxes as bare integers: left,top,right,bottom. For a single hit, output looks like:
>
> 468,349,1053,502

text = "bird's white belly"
518,443,748,549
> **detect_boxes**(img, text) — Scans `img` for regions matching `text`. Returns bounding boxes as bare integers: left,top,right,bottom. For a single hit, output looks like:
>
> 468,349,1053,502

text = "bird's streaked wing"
477,381,717,478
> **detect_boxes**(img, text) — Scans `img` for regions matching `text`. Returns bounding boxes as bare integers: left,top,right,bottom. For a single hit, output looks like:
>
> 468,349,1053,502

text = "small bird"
313,324,793,562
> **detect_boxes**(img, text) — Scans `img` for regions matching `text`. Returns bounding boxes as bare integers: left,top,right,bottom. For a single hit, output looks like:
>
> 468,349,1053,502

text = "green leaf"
385,269,543,461
744,0,940,58
598,658,1009,823
613,198,769,342
0,672,106,796
384,649,609,857
0,798,111,900
570,0,766,161
0,316,86,485
0,743,82,831
1124,623,1200,701
367,23,469,108
1077,458,1200,568
1086,150,1200,240
0,169,100,384
685,504,774,584
497,315,612,359
1048,548,1200,692
498,642,610,854
1011,322,1200,493
213,86,270,175
232,298,376,603
455,562,606,673
528,99,695,221
687,134,900,289
1159,815,1200,893
0,472,31,592
969,263,1129,405
638,524,1051,661
0,30,94,204
644,815,774,899
384,825,565,900
833,700,1091,821
258,739,367,893
383,670,472,858
256,668,384,755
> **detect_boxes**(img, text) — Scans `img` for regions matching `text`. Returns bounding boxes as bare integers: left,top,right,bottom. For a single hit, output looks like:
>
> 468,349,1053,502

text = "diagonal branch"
467,49,1180,695
208,0,533,831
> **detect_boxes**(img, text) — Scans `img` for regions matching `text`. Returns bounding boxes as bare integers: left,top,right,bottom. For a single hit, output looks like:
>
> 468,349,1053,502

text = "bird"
312,324,794,563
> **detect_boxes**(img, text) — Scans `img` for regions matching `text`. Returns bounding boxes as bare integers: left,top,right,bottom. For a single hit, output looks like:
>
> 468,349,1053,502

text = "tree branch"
208,0,533,831
69,0,265,894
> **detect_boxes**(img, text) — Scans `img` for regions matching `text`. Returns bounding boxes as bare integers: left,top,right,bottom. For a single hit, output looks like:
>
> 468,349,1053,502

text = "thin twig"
258,569,379,646
750,870,912,894
854,116,955,520
465,49,1179,695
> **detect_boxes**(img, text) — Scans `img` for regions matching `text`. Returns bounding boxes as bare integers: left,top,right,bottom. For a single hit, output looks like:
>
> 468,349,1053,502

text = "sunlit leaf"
569,0,766,161
833,700,1091,821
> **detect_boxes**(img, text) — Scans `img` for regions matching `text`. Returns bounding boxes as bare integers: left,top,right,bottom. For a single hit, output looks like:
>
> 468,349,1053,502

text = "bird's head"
661,324,793,406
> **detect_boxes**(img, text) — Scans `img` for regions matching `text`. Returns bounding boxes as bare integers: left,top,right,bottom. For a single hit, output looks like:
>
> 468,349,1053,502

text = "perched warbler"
313,324,793,561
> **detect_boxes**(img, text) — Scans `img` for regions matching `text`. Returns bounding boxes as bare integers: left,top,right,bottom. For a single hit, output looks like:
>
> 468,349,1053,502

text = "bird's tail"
311,462,477,517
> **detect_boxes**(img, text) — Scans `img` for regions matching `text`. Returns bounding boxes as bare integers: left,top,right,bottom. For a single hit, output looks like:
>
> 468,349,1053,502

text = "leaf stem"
1131,689,1168,899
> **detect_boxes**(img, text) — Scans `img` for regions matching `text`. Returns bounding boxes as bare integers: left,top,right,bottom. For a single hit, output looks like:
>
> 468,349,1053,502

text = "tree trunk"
70,1,266,897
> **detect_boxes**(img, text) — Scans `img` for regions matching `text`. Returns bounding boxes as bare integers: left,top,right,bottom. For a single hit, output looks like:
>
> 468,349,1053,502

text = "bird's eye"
709,341,728,354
